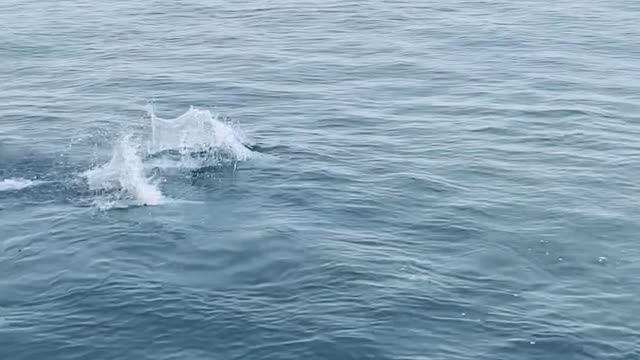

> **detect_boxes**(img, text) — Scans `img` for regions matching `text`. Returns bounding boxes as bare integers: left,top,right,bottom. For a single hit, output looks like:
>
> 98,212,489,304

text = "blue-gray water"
1,1,639,359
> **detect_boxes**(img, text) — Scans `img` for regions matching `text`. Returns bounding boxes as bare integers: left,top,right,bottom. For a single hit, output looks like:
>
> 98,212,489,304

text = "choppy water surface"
1,1,639,359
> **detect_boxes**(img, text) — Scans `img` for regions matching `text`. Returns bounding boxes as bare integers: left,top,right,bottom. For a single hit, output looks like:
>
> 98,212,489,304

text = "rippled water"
1,1,639,359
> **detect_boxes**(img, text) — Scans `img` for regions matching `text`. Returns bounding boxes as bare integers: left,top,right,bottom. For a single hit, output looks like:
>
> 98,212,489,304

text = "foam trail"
0,178,43,192
83,135,163,206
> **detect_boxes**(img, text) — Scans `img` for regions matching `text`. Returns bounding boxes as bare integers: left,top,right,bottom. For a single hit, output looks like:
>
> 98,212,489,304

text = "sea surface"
1,1,639,359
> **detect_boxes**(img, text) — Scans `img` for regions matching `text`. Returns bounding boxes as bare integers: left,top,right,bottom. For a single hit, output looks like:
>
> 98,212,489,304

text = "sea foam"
0,178,43,192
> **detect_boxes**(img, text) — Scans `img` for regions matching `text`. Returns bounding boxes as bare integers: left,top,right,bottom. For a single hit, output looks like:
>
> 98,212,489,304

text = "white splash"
83,135,164,206
0,178,43,192
81,106,254,209
148,106,252,161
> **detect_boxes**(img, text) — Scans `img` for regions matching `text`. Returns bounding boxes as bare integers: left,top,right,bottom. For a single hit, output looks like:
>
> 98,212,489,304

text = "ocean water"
1,0,639,359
